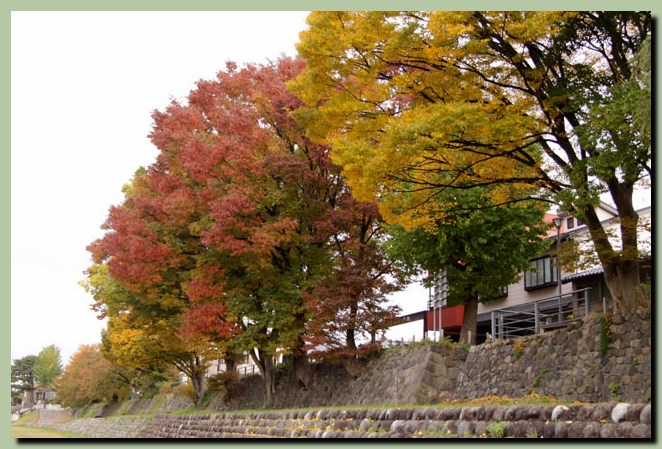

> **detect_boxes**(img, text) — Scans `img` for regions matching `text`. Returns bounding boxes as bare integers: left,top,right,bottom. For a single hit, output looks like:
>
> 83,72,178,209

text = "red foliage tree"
88,56,405,408
87,164,230,406
305,198,404,356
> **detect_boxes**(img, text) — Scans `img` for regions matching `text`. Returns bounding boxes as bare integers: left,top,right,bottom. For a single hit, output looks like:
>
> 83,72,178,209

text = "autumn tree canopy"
85,56,404,408
305,199,405,354
86,168,224,407
55,345,132,409
291,11,652,313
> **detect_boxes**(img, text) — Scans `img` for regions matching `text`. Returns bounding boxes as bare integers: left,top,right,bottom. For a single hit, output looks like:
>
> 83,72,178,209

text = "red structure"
426,304,464,338
426,304,464,330
397,304,465,341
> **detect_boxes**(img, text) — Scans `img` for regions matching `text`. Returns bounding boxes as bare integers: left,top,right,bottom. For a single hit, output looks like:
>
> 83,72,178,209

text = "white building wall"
476,204,650,317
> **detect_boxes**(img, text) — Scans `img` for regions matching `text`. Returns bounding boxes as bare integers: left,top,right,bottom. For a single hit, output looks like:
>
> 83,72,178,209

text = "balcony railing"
489,288,593,341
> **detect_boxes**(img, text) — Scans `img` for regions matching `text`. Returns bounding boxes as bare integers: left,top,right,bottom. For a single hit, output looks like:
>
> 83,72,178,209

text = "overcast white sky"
10,11,429,365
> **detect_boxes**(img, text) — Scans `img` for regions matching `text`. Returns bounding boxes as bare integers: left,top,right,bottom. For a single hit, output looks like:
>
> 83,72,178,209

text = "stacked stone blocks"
52,403,651,438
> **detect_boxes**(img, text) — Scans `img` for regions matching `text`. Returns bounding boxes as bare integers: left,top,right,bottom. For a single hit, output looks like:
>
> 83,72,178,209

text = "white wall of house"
205,351,286,378
477,280,568,315
476,203,651,317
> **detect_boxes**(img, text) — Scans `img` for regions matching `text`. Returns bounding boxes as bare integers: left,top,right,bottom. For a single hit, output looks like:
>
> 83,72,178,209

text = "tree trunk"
293,353,312,390
345,220,369,351
460,295,479,345
602,259,643,314
251,349,276,408
224,347,243,374
581,193,642,314
346,302,358,351
224,357,237,374
262,355,276,408
189,356,207,408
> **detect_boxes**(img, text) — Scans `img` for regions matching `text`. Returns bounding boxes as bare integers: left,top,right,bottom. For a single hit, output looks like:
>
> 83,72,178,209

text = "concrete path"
37,408,72,426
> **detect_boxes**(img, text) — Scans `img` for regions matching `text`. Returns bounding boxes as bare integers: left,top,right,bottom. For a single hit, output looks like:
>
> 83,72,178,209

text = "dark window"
524,256,558,290
566,217,575,229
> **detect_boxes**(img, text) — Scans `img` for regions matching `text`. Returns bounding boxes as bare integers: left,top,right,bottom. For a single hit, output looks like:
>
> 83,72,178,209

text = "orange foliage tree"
54,345,131,408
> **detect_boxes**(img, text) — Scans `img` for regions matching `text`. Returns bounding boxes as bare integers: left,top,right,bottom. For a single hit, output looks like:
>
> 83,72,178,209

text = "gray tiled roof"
561,267,604,284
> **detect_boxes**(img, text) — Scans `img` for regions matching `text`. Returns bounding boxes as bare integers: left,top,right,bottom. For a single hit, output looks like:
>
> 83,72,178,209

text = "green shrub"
526,429,539,438
513,339,526,360
599,314,612,358
608,382,621,399
486,421,507,438
207,371,244,402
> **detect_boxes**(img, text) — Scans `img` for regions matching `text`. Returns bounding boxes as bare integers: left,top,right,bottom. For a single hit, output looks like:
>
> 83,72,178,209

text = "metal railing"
237,364,258,377
490,288,592,341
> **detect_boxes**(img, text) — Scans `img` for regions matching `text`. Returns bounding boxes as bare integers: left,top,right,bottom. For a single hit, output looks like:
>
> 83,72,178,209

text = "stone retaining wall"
219,344,465,411
57,311,650,439
50,416,152,438
52,403,651,438
457,311,651,403
74,394,194,419
221,311,651,409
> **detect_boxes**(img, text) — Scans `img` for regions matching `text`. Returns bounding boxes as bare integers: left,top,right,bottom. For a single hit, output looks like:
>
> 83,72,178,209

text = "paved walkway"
37,408,72,426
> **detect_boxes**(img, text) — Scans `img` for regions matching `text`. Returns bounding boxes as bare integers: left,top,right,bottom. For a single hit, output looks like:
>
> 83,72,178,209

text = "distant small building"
21,385,56,409
206,352,284,378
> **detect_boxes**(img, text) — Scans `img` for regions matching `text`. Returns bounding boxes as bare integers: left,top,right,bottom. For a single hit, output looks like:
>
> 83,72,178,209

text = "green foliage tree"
11,387,22,406
385,188,548,343
34,345,63,388
11,355,37,406
292,11,651,314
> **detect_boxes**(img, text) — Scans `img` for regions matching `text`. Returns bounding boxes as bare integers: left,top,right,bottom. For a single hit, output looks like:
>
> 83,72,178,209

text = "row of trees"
54,344,182,408
84,12,650,409
84,59,408,407
11,345,62,406
12,344,180,409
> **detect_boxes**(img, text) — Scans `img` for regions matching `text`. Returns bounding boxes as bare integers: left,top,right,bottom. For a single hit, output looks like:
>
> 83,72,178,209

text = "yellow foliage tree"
291,11,651,313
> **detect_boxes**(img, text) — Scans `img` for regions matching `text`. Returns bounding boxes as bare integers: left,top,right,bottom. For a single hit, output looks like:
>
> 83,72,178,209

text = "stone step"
50,403,652,439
